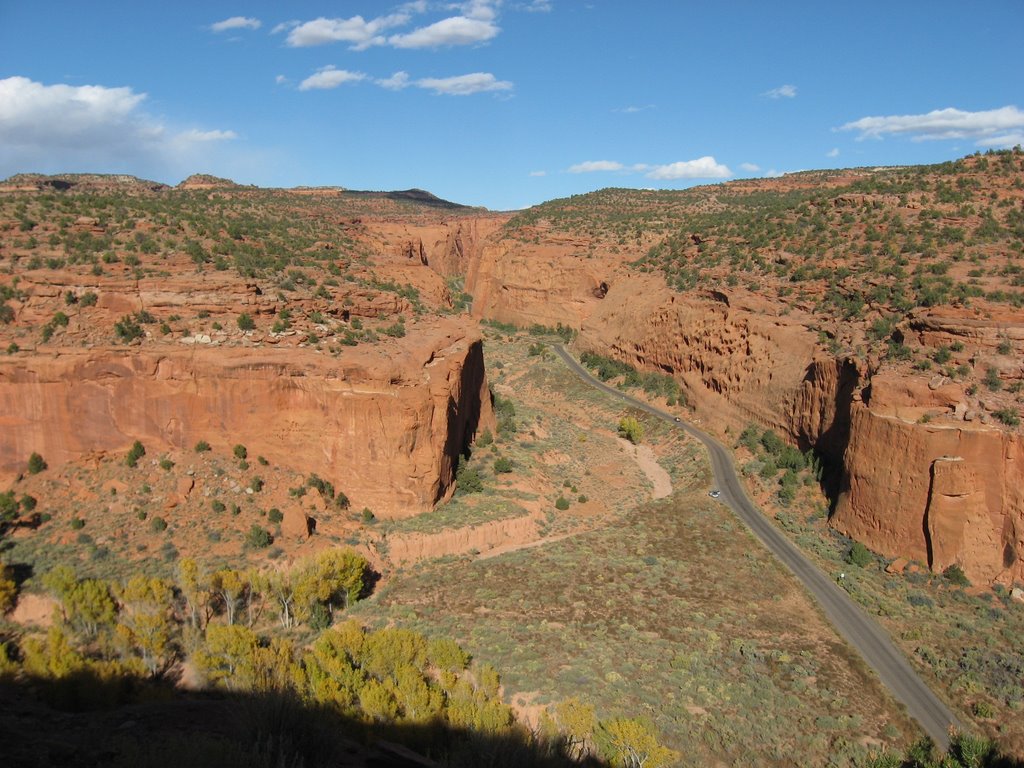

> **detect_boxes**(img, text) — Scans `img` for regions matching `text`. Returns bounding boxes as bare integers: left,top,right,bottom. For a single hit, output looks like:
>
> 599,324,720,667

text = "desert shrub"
268,508,283,524
555,496,570,511
943,564,971,587
994,408,1020,426
361,507,375,523
984,367,1002,391
246,524,272,548
847,541,872,567
150,516,168,533
250,477,264,493
493,457,513,474
456,464,483,494
114,315,144,342
233,444,247,460
159,458,174,471
211,500,226,514
618,416,644,444
125,440,146,468
194,440,211,452
27,452,47,474
477,427,494,448
70,517,85,530
237,312,255,331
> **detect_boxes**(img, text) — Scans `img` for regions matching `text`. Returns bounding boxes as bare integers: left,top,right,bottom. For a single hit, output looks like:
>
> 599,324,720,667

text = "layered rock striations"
832,374,1022,584
0,321,493,518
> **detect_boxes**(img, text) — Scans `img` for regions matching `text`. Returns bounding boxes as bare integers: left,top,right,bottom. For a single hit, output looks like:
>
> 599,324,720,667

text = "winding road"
552,344,960,748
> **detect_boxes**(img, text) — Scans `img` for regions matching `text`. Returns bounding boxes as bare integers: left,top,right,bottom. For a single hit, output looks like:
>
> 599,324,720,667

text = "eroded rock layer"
0,321,493,518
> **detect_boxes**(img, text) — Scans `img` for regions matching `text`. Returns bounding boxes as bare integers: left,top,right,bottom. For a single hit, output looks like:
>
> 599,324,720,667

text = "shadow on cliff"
795,357,863,516
0,670,607,768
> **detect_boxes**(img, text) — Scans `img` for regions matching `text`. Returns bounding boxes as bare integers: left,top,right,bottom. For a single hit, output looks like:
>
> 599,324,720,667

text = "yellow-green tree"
0,565,17,614
618,416,645,445
210,568,247,626
596,717,677,768
193,624,260,690
115,575,176,676
291,549,367,627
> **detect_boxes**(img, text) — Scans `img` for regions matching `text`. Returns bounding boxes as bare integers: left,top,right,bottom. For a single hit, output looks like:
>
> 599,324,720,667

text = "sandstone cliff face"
832,378,1023,585
466,232,1023,585
0,322,494,518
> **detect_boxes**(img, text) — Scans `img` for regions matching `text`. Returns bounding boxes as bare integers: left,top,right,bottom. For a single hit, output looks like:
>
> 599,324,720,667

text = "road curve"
552,344,960,747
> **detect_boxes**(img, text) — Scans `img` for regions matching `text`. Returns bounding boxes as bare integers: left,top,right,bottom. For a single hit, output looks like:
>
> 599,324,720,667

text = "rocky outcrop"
466,231,1023,585
832,376,1023,585
0,321,494,518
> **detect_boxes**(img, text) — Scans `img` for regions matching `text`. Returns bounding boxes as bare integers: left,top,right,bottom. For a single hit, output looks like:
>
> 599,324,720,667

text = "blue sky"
1,1,1023,210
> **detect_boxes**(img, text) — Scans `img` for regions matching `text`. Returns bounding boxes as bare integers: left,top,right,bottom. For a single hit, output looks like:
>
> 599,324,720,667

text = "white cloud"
646,156,731,180
271,20,299,34
0,76,237,178
976,132,1024,148
177,129,237,142
614,104,654,114
211,16,261,32
286,14,410,49
739,162,760,172
389,16,499,48
415,72,511,95
298,67,366,91
529,170,547,177
827,147,840,158
839,106,1024,148
765,169,784,178
457,1,500,21
377,71,411,91
521,0,553,11
568,160,624,173
763,84,797,99
275,75,288,85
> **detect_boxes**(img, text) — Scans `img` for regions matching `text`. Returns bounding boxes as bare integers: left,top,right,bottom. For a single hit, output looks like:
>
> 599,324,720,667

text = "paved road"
553,344,960,747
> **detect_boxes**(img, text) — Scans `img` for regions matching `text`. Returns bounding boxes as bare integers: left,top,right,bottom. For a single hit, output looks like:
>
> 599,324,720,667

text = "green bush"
268,508,283,524
493,457,513,474
993,408,1020,426
456,464,483,494
943,563,971,587
246,524,272,548
555,496,570,511
27,452,47,474
237,312,255,331
150,516,168,533
194,440,211,452
70,517,85,530
618,416,644,444
159,458,174,471
114,315,144,342
233,444,248,460
125,440,146,468
847,541,872,567
211,500,226,514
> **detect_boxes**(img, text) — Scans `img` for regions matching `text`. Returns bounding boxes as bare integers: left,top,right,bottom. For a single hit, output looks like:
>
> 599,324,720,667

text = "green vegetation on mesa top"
507,149,1024,317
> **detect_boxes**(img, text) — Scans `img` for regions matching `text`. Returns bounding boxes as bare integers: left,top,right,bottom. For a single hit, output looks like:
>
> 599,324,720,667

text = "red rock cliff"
0,322,494,519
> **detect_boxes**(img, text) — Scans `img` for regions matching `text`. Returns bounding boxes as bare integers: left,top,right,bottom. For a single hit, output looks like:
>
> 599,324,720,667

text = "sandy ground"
617,438,673,499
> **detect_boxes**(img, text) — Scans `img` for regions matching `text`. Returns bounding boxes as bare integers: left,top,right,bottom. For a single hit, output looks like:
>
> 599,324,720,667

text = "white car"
709,489,721,499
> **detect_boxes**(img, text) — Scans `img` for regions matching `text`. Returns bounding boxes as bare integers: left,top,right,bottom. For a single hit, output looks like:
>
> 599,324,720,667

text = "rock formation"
0,320,493,518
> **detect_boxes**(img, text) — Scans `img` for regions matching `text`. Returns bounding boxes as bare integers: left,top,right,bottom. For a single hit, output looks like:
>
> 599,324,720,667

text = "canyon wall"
468,235,1023,584
0,322,494,519
832,375,1023,585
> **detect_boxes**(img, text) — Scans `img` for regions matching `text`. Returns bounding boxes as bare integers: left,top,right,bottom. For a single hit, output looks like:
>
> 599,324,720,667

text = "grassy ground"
728,437,1024,757
348,330,917,766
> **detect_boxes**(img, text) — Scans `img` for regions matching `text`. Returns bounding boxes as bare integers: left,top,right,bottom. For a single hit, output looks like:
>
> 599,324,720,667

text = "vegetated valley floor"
348,329,918,767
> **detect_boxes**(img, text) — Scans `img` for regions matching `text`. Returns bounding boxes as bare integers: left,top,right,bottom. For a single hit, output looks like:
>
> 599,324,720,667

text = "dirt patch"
8,593,57,627
617,438,672,499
